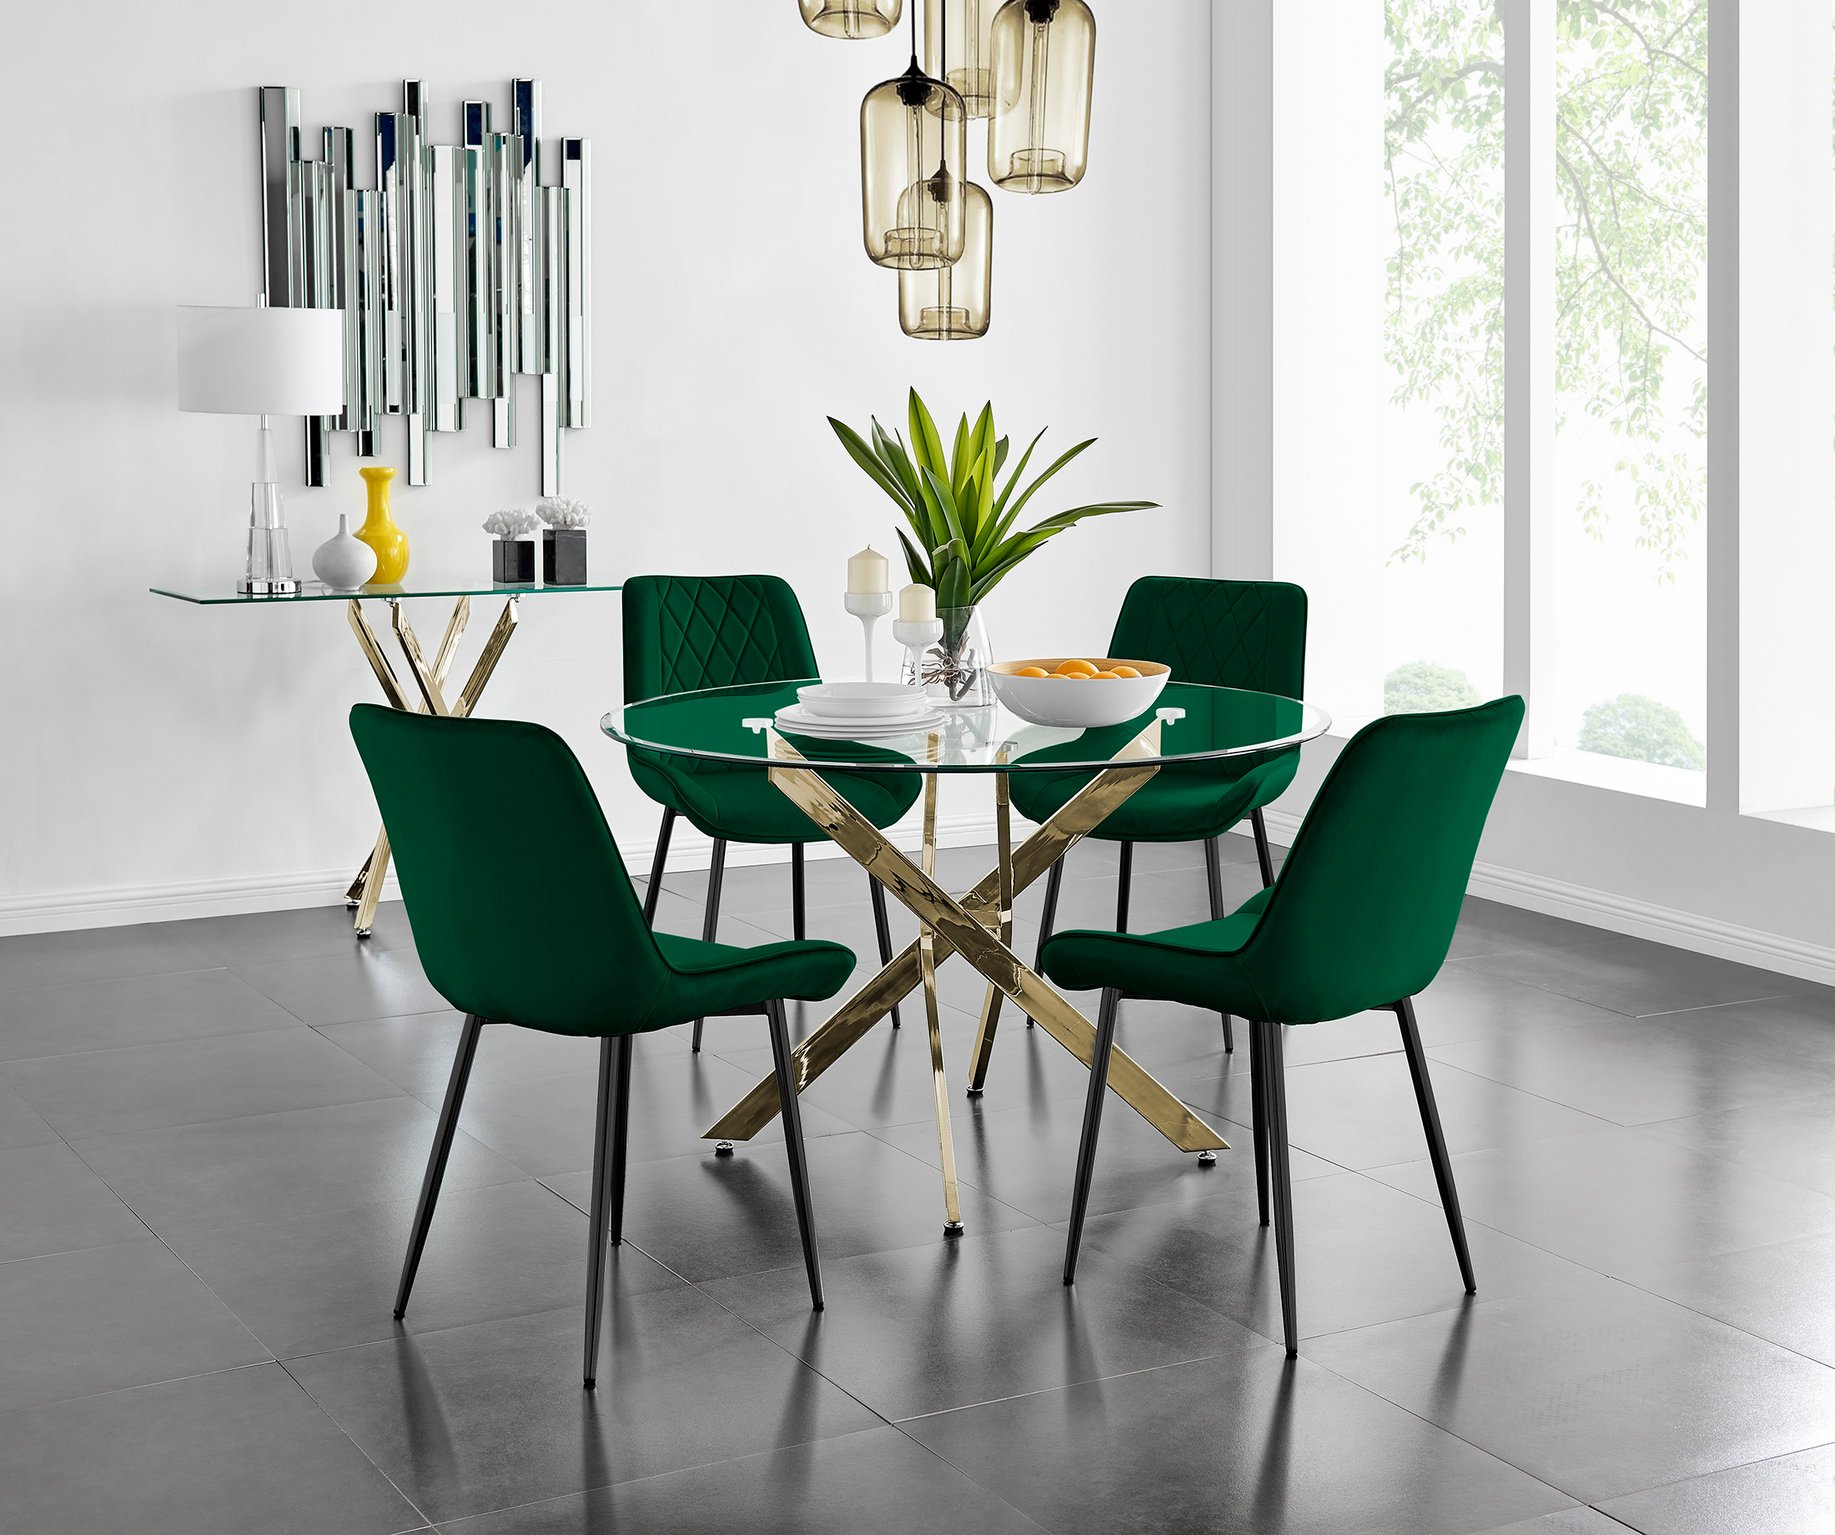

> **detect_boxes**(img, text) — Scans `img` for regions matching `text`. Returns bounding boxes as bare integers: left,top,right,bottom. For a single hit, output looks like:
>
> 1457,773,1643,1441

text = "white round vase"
312,515,377,592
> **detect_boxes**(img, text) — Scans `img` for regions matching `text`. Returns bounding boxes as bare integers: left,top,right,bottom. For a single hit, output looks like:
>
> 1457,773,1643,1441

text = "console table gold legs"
343,595,520,935
703,718,1228,1233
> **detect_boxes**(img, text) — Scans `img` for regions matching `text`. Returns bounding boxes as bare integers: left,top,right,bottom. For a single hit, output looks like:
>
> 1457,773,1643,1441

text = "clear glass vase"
903,604,993,708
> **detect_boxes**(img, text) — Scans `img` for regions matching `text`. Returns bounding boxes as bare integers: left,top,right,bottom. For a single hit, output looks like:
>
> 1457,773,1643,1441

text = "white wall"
0,1,1214,929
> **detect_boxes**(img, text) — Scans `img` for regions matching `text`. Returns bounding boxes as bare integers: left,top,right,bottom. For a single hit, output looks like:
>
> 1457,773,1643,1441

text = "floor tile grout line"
407,1424,997,1535
1632,990,1811,1020
8,1079,414,1151
888,1344,1286,1426
275,1354,441,1529
1296,1282,1835,1507
1447,954,1814,1023
1581,1438,1835,1522
880,1422,1061,1533
0,1357,279,1419
1294,1333,1611,1507
1615,1115,1835,1202
679,1271,899,1431
1401,1051,1630,1135
1609,1259,1835,1375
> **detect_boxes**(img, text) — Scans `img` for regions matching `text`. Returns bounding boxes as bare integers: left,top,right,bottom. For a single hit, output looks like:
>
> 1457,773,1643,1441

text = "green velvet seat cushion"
1037,698,1525,1027
629,750,920,845
1040,888,1273,1013
651,931,856,1023
349,706,860,1040
1007,752,1298,843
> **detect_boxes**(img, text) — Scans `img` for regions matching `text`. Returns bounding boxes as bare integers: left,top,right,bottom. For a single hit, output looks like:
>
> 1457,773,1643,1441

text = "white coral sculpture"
536,496,592,530
483,508,541,540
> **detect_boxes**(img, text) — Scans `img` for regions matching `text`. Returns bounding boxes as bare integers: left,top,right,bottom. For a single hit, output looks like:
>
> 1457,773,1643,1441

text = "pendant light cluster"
800,0,1097,341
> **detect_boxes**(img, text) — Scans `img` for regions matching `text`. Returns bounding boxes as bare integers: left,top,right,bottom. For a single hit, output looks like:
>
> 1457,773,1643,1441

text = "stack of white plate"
775,682,945,738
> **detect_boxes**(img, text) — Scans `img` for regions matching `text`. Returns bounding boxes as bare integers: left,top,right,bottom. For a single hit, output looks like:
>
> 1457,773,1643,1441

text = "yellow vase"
355,466,409,585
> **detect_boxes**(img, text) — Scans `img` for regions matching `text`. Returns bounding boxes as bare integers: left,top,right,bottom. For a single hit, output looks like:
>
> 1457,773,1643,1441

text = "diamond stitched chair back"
1011,576,1308,1055
350,704,850,1387
621,574,923,1047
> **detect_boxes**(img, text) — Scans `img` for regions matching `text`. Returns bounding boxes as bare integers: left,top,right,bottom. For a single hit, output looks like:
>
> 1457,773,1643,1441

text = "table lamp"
177,304,345,594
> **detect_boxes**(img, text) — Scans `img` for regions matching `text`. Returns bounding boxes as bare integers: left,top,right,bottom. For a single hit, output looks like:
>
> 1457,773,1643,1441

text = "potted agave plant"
829,388,1157,705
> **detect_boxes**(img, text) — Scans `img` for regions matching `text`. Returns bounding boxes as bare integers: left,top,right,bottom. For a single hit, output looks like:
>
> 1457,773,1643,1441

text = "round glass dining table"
602,679,1331,1234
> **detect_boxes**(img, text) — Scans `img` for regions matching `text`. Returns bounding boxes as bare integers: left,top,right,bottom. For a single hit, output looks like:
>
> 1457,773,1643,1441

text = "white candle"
847,546,889,595
899,582,936,623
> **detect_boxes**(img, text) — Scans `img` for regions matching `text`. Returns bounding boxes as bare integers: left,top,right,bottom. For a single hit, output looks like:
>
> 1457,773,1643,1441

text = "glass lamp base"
879,228,951,268
907,306,976,340
242,483,296,595
994,147,1072,193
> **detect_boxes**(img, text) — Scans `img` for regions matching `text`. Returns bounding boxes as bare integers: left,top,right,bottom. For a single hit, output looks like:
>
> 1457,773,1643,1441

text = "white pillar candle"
847,546,890,595
899,582,937,623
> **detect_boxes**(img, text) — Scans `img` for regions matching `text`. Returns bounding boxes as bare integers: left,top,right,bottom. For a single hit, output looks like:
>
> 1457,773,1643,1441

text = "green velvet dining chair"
1012,576,1308,1055
623,574,923,1047
1041,695,1524,1355
350,704,853,1389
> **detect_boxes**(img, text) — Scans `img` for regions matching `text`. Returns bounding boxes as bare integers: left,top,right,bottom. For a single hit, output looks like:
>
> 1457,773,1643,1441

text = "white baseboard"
12,808,1835,990
1255,808,1835,990
0,810,1005,937
0,866,401,937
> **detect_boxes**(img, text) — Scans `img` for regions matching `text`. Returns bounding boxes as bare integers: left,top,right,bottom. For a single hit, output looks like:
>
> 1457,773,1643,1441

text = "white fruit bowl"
796,681,924,720
988,660,1171,728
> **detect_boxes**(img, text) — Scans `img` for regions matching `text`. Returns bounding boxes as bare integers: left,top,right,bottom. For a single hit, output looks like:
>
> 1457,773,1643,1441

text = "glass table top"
150,576,622,605
602,680,1331,775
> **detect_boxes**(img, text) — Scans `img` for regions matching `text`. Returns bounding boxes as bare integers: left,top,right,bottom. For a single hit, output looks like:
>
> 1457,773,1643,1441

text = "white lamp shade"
176,304,345,416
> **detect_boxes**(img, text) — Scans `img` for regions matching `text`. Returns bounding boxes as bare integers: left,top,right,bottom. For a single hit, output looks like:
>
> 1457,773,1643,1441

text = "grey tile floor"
4,833,1835,1531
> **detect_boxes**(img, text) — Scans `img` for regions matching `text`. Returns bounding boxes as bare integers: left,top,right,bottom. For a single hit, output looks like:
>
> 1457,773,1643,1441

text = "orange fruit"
1109,665,1141,679
1092,671,1122,680
1055,658,1099,677
1013,665,1050,678
1058,671,1087,680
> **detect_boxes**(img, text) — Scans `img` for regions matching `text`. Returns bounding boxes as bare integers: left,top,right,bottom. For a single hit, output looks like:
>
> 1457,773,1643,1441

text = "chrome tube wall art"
257,79,590,495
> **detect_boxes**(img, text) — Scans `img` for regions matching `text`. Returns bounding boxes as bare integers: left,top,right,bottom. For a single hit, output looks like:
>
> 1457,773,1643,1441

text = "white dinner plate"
774,703,945,737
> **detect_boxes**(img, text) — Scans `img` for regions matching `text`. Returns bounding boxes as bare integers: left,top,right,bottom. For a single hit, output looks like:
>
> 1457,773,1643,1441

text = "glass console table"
153,577,621,935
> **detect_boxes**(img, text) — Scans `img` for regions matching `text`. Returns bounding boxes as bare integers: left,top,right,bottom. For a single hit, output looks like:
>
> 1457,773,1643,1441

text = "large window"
1314,0,1711,801
1544,0,1708,798
1381,0,1507,716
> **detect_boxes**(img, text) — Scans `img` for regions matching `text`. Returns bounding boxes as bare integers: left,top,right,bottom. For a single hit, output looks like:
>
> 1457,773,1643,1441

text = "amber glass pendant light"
900,180,991,338
860,3,968,268
988,0,1095,193
924,0,999,118
799,0,902,40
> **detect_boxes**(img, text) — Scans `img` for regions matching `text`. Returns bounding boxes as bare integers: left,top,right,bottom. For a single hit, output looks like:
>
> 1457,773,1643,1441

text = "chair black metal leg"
690,838,728,1053
583,1033,631,1389
1396,996,1477,1293
1029,857,1065,1028
1248,1016,1270,1228
791,844,806,942
869,875,902,1029
766,999,824,1310
1258,1019,1298,1354
1116,842,1133,932
1251,808,1277,889
642,809,676,928
1204,837,1235,1054
606,1036,633,1247
394,1014,484,1319
1064,987,1121,1285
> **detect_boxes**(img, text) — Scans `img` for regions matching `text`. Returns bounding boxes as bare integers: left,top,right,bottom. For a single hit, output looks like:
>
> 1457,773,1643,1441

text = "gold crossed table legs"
343,595,520,936
703,719,1228,1232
